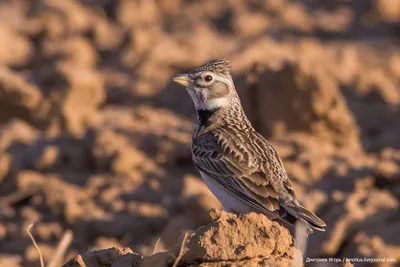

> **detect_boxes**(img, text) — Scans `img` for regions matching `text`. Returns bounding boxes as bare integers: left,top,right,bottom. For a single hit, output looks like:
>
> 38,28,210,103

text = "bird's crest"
191,59,232,76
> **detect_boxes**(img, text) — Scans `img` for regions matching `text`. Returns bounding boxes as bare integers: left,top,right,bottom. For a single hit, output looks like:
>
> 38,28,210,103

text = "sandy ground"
0,0,399,266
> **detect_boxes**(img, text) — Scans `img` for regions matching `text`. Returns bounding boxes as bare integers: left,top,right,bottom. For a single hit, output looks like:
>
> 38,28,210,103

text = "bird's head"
172,59,238,111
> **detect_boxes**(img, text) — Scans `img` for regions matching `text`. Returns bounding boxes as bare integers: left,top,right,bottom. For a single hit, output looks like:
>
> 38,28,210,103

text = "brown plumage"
172,59,326,232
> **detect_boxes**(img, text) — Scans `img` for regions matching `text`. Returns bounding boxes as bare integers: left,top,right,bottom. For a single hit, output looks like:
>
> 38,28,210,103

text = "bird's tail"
283,202,326,232
296,204,326,232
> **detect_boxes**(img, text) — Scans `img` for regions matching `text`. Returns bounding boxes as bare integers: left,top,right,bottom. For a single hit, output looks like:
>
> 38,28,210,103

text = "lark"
172,59,326,232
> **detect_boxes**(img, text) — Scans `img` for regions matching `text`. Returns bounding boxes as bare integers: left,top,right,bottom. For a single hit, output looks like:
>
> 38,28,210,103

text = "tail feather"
282,203,326,232
296,205,326,231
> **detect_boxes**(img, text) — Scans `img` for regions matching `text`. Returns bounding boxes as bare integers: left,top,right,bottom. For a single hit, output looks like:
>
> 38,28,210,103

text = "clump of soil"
63,211,302,267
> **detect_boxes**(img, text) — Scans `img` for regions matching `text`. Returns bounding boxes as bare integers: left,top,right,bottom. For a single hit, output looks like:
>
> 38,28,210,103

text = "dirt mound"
63,211,302,267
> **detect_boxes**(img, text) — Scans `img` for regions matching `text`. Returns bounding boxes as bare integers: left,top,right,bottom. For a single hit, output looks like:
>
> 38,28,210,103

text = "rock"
62,211,301,267
171,211,301,266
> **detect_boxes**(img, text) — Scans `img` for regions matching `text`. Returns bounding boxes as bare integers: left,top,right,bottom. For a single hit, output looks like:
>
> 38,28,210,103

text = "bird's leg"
294,219,310,255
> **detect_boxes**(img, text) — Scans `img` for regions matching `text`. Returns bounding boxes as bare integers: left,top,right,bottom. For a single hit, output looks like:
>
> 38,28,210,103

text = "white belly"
199,171,254,214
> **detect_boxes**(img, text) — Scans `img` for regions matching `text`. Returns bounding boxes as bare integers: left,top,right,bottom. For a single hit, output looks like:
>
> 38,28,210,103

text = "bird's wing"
192,130,292,217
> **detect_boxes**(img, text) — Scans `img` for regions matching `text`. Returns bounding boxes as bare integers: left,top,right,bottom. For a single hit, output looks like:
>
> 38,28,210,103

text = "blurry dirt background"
0,0,399,266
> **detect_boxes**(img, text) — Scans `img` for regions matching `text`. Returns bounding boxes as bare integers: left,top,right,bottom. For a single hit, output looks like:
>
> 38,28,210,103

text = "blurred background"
0,0,399,266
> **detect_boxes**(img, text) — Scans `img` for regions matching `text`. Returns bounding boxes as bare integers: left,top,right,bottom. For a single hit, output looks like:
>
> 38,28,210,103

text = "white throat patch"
186,87,229,110
198,97,229,110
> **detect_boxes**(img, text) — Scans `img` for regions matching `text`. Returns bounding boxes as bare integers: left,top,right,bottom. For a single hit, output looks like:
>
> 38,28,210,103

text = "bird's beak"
172,74,190,87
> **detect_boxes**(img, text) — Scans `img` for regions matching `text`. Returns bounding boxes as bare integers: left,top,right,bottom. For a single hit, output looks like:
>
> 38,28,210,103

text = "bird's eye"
204,75,213,82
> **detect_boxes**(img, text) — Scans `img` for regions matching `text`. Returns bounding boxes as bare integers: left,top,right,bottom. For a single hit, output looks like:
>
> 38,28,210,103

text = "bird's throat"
196,108,219,127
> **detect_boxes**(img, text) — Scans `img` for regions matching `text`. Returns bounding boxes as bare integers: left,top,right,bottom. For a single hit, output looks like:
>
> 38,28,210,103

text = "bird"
171,59,326,232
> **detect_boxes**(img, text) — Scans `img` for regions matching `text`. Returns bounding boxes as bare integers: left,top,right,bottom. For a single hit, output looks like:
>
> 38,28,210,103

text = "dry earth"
63,210,303,267
0,0,399,266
